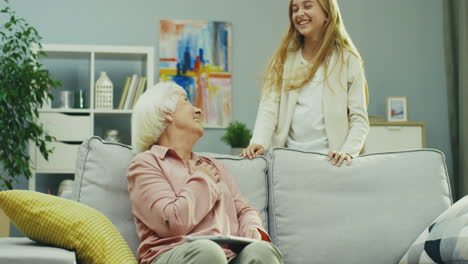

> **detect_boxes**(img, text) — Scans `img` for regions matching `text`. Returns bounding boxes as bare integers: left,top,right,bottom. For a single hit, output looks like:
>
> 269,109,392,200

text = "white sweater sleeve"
340,55,370,157
250,91,280,151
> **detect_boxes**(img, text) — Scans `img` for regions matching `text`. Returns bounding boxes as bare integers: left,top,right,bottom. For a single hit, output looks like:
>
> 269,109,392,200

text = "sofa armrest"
0,237,76,264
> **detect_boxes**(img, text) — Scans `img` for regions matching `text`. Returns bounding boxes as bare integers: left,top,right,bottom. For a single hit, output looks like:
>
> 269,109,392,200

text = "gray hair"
131,81,186,153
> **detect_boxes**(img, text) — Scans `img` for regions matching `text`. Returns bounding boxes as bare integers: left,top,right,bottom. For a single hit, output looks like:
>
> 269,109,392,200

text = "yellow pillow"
0,190,137,264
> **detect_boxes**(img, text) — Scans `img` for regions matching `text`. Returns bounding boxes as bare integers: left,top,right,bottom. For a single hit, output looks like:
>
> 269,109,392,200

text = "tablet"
185,235,257,246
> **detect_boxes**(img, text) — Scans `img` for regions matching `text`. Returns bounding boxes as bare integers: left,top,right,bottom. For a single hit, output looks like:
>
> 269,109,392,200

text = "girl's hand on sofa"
240,144,264,160
328,151,352,167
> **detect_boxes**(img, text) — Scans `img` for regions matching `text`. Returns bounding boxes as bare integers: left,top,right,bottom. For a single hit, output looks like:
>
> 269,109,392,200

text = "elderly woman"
128,82,283,264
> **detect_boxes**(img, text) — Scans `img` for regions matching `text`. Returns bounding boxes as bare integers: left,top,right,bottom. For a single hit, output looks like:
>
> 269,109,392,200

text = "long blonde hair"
263,0,369,104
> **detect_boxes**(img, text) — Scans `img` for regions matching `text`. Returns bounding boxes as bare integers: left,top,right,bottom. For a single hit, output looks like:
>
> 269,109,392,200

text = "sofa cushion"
0,190,136,264
268,148,452,264
74,136,269,255
399,195,468,264
0,237,76,264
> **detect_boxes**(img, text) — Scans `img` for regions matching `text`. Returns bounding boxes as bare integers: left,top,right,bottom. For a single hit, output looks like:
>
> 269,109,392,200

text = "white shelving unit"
29,44,154,191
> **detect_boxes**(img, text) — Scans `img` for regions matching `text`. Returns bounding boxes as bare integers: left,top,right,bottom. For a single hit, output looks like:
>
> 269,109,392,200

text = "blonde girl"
242,0,369,167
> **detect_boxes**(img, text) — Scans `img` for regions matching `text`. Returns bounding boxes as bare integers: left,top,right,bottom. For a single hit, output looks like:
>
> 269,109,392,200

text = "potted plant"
221,121,252,156
0,0,60,189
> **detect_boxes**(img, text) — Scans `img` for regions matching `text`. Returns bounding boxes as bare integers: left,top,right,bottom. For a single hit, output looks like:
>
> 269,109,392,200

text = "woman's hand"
328,151,352,167
244,227,262,240
191,162,220,183
240,144,264,160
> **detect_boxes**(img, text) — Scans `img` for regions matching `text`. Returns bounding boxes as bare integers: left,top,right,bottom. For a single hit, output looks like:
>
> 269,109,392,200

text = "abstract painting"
159,19,232,128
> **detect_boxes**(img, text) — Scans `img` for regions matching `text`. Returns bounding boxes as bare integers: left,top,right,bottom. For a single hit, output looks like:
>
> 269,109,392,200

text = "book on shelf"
131,77,147,109
118,76,131,110
123,74,139,110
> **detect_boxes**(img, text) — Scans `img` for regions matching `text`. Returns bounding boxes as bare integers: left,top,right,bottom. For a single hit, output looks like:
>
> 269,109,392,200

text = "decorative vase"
104,129,121,143
57,179,74,197
230,147,243,156
95,72,113,109
59,90,73,109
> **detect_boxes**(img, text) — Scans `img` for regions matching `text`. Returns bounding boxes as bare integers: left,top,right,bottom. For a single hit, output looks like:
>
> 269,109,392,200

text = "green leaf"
5,180,13,190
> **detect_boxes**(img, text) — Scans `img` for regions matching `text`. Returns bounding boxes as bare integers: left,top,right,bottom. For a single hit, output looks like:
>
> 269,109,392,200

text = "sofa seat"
0,237,76,264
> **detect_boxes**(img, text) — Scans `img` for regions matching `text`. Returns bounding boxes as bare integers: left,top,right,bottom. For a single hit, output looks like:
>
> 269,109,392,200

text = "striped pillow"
399,195,468,264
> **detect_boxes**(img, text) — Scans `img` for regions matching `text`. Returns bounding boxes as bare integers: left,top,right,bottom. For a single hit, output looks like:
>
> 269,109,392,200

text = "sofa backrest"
196,152,269,229
268,148,452,264
72,137,269,257
73,137,139,255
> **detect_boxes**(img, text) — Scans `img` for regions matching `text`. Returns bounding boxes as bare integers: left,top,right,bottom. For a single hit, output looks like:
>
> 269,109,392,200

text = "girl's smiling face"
291,0,327,40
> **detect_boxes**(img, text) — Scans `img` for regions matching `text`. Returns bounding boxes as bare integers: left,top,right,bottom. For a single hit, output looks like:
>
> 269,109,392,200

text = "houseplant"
221,121,252,156
0,0,60,189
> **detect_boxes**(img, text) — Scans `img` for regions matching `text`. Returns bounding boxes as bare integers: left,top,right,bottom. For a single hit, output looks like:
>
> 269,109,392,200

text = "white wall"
9,0,452,179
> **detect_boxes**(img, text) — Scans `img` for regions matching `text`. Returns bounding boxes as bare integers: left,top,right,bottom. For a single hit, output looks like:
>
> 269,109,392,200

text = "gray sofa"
0,136,453,264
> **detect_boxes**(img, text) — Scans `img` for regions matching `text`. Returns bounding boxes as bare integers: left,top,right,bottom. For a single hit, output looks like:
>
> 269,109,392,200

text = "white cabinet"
29,44,154,192
35,142,81,172
39,113,92,141
363,122,426,154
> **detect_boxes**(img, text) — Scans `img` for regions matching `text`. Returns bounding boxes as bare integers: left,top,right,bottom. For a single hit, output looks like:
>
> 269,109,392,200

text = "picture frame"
386,96,408,122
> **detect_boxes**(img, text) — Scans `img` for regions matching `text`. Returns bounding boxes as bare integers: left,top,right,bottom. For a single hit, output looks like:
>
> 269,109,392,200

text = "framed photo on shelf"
387,96,408,122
